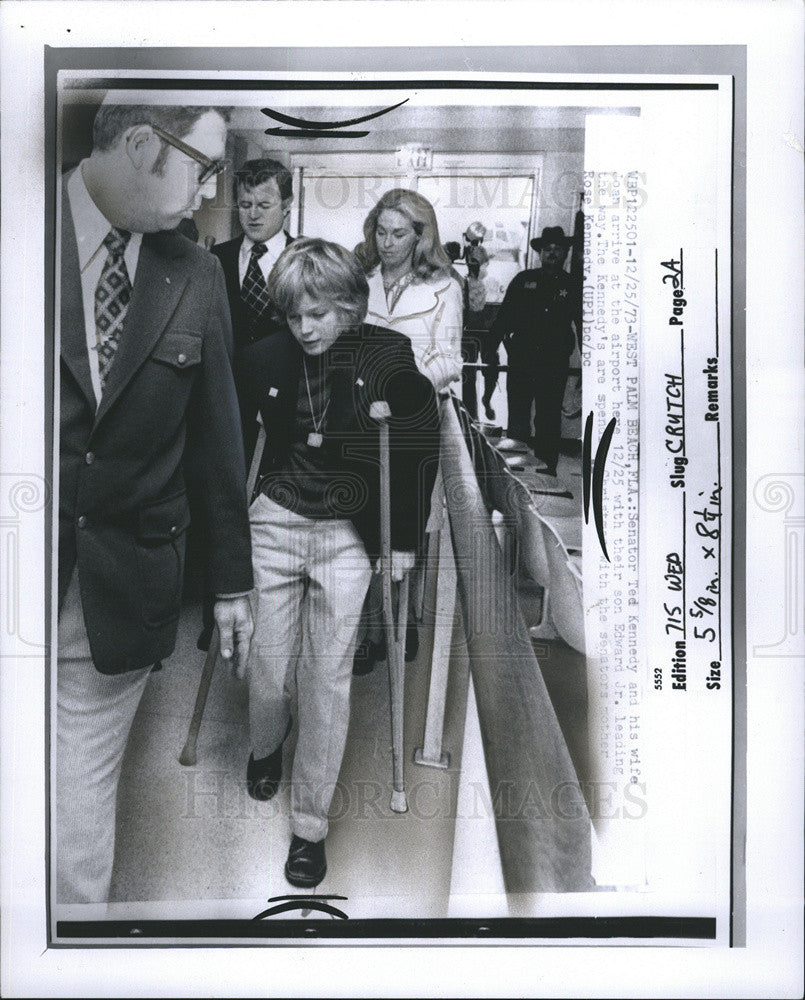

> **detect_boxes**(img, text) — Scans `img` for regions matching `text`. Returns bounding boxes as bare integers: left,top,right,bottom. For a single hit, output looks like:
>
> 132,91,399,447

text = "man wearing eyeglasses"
57,102,253,904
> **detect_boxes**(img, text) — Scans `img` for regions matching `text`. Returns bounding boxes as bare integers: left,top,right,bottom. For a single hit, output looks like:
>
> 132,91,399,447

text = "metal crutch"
371,400,409,813
179,416,265,766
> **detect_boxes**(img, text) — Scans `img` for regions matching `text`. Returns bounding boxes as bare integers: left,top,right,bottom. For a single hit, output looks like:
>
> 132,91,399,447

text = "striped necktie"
241,241,272,319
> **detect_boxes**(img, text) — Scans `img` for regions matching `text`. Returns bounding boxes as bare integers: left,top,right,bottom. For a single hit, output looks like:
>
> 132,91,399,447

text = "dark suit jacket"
211,233,293,352
59,183,254,674
238,325,440,559
211,232,294,459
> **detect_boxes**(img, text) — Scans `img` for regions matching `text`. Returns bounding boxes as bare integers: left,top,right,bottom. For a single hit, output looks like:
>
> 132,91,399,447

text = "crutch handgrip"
369,399,391,423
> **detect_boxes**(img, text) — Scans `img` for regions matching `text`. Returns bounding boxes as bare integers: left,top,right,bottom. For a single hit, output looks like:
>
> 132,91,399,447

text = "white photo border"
3,3,802,995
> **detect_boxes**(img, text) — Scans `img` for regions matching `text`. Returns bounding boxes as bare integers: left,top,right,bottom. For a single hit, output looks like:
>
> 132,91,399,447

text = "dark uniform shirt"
490,267,576,370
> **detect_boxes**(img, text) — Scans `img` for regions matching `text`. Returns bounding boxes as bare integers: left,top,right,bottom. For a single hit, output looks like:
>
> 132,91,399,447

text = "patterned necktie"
95,226,132,388
241,242,272,331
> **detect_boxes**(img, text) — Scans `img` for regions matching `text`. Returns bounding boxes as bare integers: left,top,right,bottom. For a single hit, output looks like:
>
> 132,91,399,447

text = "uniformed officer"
490,225,577,476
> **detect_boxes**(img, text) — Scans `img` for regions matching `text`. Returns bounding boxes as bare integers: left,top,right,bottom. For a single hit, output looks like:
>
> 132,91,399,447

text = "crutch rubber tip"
389,790,408,813
178,746,197,767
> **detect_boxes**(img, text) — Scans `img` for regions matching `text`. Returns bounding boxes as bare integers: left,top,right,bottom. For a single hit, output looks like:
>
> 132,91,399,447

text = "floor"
109,590,472,918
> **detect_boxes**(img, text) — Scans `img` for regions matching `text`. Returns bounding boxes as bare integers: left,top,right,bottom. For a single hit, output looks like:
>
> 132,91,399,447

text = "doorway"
291,151,544,429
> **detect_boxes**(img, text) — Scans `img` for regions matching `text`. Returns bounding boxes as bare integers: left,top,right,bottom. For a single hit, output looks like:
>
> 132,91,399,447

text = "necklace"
302,356,329,448
382,269,415,313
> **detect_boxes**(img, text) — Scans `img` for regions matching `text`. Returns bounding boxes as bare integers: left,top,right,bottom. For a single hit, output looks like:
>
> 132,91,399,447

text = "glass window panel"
299,174,407,252
417,174,534,302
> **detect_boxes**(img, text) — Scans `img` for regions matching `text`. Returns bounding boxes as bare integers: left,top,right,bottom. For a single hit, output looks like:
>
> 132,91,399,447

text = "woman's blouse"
365,267,463,392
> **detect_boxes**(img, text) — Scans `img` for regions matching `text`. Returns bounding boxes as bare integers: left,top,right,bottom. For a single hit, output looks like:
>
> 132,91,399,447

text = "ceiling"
227,103,638,154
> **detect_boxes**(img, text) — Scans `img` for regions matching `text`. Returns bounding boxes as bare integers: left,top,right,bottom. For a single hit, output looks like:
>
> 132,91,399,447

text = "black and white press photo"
46,61,738,941
1,3,803,997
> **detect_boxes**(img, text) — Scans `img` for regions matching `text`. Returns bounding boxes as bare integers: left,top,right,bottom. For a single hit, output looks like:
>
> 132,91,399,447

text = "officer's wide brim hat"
464,221,487,241
530,226,572,251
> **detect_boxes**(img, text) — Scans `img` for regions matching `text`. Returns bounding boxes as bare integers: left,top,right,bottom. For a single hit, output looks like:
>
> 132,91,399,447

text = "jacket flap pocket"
151,330,202,370
138,492,191,542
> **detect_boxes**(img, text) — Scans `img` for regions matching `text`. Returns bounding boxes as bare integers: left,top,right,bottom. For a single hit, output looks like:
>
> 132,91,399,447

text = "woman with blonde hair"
352,188,463,673
354,188,464,393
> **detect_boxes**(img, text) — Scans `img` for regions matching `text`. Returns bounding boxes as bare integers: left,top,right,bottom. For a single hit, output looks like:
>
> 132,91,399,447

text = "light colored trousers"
56,571,152,903
248,493,372,843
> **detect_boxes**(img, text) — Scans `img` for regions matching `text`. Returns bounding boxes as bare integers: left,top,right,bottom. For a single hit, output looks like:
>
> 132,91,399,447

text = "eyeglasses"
149,123,226,186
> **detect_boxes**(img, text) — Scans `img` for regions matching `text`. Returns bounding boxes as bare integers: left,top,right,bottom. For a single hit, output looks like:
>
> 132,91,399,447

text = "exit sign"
395,143,433,171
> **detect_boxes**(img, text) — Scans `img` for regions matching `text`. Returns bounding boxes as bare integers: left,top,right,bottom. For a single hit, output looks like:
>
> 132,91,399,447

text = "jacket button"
77,515,87,528
177,353,187,365
170,525,179,537
85,451,95,465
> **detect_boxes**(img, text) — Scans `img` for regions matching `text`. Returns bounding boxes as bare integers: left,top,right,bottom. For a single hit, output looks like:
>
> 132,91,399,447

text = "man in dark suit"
193,158,295,653
57,101,253,903
212,158,294,451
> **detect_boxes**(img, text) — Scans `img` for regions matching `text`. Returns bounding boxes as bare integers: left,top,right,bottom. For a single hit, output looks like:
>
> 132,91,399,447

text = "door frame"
290,151,543,266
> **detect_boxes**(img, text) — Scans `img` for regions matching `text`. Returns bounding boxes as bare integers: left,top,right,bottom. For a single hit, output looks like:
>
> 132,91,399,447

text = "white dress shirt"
67,162,143,409
237,229,287,287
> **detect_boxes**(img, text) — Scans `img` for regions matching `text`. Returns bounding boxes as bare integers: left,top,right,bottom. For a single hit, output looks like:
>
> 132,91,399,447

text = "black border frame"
44,44,746,947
